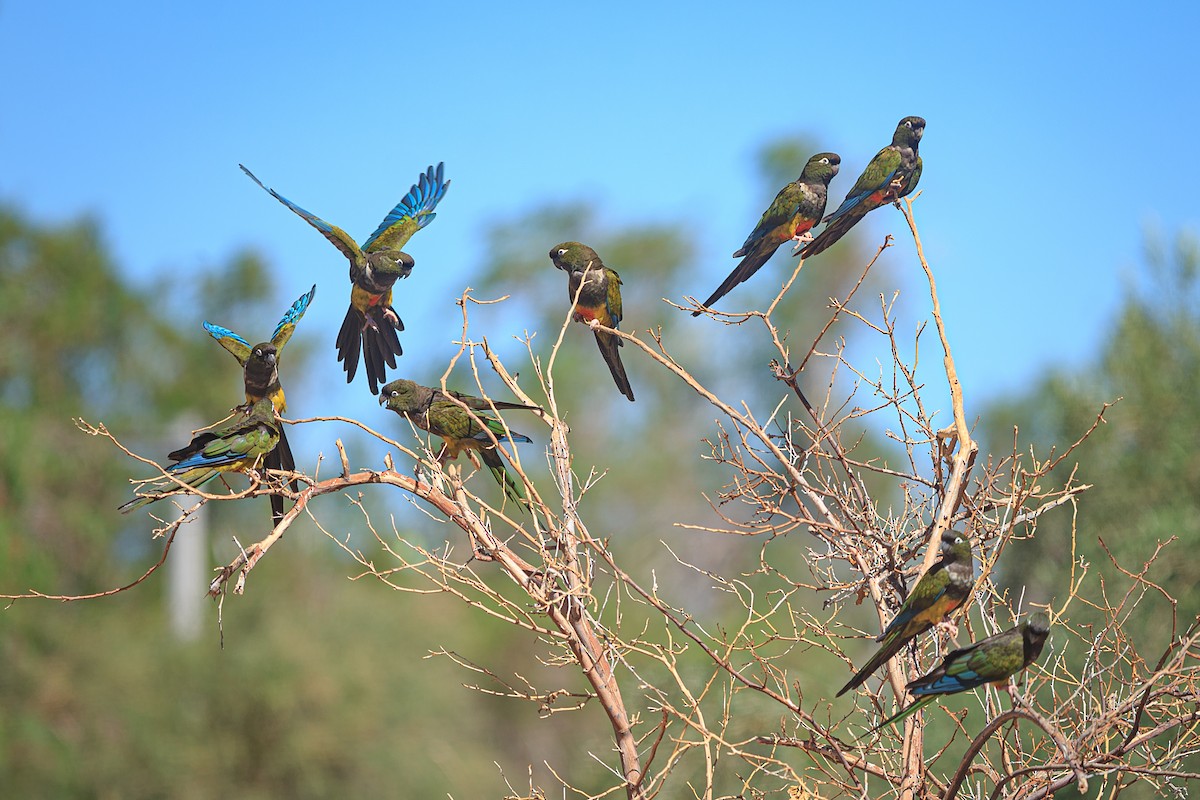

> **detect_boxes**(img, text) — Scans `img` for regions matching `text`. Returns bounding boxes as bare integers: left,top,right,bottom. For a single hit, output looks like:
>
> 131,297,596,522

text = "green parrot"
120,397,281,513
800,116,925,260
548,242,635,402
378,378,538,506
837,530,975,696
863,612,1051,737
239,162,449,394
203,284,315,525
693,152,840,315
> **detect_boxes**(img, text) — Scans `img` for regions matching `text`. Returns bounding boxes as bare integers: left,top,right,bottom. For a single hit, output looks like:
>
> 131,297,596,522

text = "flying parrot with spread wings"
120,397,281,513
240,162,449,393
862,612,1051,738
202,284,315,525
800,116,924,260
379,378,538,507
693,151,840,315
549,242,635,402
837,530,974,697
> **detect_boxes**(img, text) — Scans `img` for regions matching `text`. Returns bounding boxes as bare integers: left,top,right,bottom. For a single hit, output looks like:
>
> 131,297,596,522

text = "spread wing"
240,164,363,262
202,322,252,365
271,284,317,352
363,162,450,253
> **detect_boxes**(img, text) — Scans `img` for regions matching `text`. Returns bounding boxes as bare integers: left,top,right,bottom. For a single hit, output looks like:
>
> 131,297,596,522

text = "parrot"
837,530,975,697
693,152,840,316
202,284,315,526
863,611,1051,737
548,242,635,402
120,397,281,513
239,162,449,394
799,116,925,261
379,378,538,506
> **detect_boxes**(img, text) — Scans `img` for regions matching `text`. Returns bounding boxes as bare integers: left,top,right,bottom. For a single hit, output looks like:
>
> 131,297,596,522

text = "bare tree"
19,199,1200,799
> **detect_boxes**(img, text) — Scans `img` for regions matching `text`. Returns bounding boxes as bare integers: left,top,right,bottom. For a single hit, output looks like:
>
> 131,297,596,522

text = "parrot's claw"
791,233,814,253
383,308,400,327
935,619,960,640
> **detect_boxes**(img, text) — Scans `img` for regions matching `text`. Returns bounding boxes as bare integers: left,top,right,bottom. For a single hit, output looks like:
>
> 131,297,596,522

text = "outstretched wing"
271,284,317,352
240,164,363,263
363,162,450,253
202,322,252,365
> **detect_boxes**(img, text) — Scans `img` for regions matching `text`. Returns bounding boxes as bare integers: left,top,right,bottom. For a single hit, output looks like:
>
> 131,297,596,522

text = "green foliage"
982,227,1200,642
0,208,281,591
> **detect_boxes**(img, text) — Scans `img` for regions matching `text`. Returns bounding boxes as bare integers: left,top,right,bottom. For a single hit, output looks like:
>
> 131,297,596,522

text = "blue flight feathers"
272,284,317,341
913,671,981,694
362,162,450,250
238,164,338,238
203,321,250,348
885,585,949,634
169,446,241,473
825,168,900,222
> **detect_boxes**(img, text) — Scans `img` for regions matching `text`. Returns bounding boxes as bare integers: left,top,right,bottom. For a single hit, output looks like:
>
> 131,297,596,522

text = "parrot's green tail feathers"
836,632,907,697
481,447,530,510
855,696,934,744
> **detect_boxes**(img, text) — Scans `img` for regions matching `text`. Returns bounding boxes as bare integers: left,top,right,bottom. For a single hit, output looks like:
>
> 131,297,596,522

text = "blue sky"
3,3,1197,422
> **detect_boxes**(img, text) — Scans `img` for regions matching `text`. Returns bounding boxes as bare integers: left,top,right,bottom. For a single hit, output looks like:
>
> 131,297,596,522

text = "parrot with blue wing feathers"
202,284,315,525
120,398,280,513
800,117,924,260
240,163,449,393
837,530,974,697
694,152,839,315
379,379,538,507
861,612,1050,738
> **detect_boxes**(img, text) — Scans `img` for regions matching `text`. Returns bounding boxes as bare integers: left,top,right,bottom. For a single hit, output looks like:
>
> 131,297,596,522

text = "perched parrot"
378,378,538,506
548,242,635,402
863,612,1051,737
837,530,975,697
202,284,315,526
240,162,449,394
799,116,925,260
693,152,840,316
120,397,281,513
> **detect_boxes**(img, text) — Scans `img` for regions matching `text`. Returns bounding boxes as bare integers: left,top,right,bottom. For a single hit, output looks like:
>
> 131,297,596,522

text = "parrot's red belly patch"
573,304,601,323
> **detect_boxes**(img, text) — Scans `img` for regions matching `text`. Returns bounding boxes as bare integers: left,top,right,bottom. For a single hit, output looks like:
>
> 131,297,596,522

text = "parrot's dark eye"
820,157,829,164
390,391,398,398
558,248,568,256
253,348,262,357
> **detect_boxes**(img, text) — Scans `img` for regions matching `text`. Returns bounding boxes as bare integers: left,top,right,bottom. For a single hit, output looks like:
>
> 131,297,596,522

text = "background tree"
4,167,1198,797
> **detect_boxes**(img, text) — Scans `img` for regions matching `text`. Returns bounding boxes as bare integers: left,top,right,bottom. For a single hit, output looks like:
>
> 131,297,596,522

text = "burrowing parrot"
863,612,1051,737
548,242,635,402
800,116,925,260
120,397,281,513
837,529,975,697
378,378,538,506
240,162,449,394
693,152,840,316
202,284,315,526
